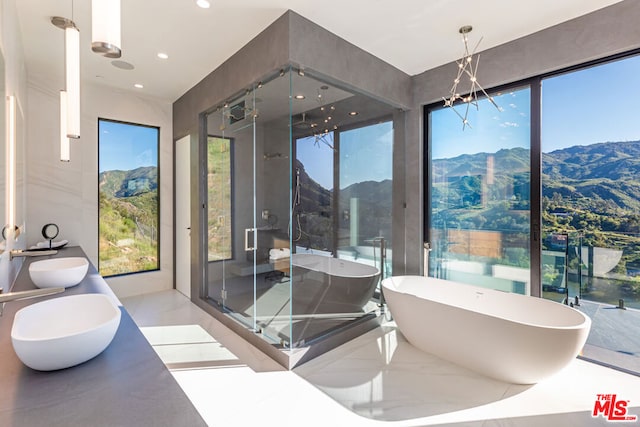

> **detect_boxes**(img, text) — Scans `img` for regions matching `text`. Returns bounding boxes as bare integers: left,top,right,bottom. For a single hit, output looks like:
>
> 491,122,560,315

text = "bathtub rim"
291,253,380,279
382,275,591,331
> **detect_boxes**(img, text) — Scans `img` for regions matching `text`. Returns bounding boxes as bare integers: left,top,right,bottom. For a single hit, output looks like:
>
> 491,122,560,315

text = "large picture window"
426,51,640,374
98,119,160,277
427,87,532,294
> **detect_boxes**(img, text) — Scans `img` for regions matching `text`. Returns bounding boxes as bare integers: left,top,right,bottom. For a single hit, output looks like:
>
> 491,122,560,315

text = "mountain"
433,141,640,212
99,166,158,198
542,141,640,181
296,159,393,247
542,141,640,211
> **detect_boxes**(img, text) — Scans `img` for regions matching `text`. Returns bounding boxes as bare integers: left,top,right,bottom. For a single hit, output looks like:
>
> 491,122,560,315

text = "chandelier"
443,25,499,130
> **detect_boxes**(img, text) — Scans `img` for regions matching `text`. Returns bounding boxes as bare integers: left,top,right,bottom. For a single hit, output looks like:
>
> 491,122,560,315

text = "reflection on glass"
98,119,160,277
203,69,399,352
294,133,334,253
337,121,393,279
428,86,531,294
207,136,233,261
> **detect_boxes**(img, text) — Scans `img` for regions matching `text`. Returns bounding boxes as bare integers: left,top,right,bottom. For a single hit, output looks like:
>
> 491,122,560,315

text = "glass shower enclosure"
202,67,395,356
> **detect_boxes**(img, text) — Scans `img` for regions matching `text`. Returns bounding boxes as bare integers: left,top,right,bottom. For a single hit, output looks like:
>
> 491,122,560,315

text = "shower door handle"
244,228,257,251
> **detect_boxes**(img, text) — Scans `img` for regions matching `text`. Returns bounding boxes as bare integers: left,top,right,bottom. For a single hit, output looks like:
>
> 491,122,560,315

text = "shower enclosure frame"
195,66,397,368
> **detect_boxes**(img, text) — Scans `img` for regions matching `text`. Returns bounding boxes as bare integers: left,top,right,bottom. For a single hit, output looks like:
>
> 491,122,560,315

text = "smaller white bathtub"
292,254,380,313
382,275,591,384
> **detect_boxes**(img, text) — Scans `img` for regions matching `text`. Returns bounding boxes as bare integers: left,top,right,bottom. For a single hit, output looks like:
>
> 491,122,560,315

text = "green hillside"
99,166,159,277
295,159,393,250
433,140,640,301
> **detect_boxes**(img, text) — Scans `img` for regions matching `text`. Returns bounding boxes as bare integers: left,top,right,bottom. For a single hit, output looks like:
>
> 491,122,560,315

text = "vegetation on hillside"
207,137,232,261
99,167,159,276
432,140,640,303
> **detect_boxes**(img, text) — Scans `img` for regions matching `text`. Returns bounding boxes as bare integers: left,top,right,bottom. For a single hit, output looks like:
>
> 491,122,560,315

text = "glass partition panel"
204,70,294,344
205,85,259,332
203,68,399,351
288,74,395,348
428,86,531,294
252,70,293,346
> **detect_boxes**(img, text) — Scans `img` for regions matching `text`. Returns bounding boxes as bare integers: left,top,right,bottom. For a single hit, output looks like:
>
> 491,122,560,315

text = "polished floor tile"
122,290,640,426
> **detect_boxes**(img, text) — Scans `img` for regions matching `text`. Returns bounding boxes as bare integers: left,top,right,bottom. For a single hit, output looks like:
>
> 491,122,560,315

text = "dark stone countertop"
0,246,207,427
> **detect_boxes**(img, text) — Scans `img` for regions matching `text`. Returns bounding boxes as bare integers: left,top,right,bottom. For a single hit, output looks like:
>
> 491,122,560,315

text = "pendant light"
65,23,80,139
51,15,80,140
443,25,500,130
60,91,70,162
7,95,16,231
91,0,122,58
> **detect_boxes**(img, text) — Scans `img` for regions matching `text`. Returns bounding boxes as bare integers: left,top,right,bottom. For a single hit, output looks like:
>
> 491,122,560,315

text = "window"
207,136,233,261
294,120,394,277
427,87,532,293
98,119,160,276
541,55,640,306
426,51,640,374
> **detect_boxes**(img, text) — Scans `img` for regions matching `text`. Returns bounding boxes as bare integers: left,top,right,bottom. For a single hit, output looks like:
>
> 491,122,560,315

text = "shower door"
204,71,294,343
205,89,260,332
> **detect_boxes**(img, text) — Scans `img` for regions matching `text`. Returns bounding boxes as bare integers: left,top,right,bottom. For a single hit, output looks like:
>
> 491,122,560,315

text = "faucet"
9,249,57,261
0,287,65,316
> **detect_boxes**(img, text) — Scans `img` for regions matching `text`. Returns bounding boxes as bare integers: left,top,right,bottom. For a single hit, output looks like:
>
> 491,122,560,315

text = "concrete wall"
287,12,411,110
404,0,640,274
173,13,291,141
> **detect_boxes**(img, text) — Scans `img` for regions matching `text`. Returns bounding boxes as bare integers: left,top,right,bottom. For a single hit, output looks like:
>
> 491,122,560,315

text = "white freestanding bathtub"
382,275,591,384
291,254,380,313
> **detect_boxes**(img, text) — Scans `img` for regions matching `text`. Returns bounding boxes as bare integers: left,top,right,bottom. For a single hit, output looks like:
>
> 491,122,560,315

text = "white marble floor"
122,290,640,426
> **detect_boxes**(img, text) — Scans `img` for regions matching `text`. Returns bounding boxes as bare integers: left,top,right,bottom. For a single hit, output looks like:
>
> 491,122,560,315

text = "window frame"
424,49,640,297
97,117,161,277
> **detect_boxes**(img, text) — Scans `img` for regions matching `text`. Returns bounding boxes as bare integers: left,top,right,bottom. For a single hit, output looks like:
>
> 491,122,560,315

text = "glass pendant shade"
65,25,80,139
7,95,16,230
60,91,70,162
91,0,122,58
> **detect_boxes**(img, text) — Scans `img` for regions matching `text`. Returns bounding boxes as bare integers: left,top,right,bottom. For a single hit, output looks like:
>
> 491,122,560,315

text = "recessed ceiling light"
348,111,359,116
294,95,305,100
196,0,210,8
134,83,144,89
157,52,169,59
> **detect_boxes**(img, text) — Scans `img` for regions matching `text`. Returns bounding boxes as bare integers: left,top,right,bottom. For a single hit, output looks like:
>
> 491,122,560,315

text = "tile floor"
121,290,640,426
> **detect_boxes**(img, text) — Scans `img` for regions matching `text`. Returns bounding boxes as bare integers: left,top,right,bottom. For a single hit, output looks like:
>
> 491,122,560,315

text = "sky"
431,54,640,159
99,120,159,172
430,87,531,159
296,121,393,189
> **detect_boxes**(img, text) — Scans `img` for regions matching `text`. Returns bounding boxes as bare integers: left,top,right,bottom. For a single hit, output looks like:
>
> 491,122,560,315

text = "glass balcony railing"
543,230,640,374
542,230,640,309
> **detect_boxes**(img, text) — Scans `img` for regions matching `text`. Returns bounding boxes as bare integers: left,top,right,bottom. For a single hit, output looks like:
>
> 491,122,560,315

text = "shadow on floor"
295,324,533,422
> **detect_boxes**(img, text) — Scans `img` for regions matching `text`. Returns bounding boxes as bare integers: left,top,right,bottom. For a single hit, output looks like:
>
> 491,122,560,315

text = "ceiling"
16,0,623,103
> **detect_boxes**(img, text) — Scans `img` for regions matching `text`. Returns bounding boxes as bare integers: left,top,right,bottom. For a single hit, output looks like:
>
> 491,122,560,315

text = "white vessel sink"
11,293,121,371
29,257,89,288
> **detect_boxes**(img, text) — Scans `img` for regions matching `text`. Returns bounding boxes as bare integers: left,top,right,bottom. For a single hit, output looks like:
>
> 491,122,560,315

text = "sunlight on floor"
140,325,245,369
122,290,640,427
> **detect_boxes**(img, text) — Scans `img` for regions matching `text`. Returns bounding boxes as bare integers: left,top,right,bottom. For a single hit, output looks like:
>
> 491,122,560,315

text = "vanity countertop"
0,246,207,427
